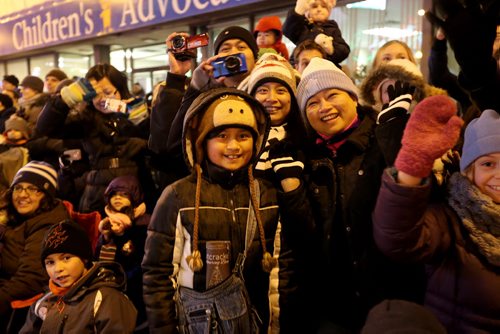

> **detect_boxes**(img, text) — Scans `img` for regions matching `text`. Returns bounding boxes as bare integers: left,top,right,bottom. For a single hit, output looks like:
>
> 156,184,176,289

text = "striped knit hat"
11,161,58,199
238,52,299,96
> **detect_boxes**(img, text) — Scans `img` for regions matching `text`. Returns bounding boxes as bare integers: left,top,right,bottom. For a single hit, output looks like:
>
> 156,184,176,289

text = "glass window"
132,44,168,70
6,59,28,81
30,54,56,78
152,70,167,87
332,0,424,84
110,50,126,72
58,53,91,79
132,72,151,96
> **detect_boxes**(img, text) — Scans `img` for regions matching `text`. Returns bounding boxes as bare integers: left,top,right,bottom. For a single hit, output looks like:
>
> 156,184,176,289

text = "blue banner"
0,0,264,56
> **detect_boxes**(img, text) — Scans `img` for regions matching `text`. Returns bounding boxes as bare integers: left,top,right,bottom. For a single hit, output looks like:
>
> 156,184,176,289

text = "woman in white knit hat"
0,161,70,332
294,57,426,333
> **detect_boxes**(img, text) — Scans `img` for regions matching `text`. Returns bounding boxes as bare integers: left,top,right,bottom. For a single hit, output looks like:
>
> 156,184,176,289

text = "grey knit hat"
5,115,30,139
460,109,500,172
297,57,358,112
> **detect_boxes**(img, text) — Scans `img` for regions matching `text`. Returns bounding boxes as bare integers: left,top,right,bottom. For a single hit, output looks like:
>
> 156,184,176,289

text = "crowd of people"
0,0,499,333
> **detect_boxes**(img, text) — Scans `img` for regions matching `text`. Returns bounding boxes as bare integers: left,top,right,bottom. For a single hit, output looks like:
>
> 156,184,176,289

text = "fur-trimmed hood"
359,62,447,108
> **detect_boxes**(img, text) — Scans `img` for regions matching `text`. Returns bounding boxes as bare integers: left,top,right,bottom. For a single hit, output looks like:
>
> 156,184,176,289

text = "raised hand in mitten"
377,80,416,124
295,0,309,15
394,95,464,178
424,0,497,77
60,78,97,107
268,140,304,182
314,33,334,55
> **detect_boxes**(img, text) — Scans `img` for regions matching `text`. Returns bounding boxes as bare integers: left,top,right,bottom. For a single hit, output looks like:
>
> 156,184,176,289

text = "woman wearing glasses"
0,161,70,332
36,64,154,215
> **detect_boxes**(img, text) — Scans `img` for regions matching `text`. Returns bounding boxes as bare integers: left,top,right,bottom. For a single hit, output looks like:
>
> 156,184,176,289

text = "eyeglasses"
12,185,41,195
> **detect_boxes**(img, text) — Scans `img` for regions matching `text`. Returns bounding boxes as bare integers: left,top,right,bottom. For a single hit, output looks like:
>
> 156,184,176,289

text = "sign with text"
0,0,263,56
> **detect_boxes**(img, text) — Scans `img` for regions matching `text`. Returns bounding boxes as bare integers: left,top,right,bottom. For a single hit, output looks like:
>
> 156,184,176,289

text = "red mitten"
395,95,464,178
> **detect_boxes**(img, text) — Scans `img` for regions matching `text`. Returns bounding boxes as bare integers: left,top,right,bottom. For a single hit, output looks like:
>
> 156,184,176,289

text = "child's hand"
314,33,334,55
295,0,308,15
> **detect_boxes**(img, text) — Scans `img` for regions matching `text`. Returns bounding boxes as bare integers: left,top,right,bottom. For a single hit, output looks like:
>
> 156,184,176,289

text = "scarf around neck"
447,172,500,266
316,115,360,153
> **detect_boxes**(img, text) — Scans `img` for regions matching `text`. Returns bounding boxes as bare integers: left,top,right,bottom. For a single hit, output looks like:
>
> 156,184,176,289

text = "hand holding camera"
167,32,209,61
211,53,248,79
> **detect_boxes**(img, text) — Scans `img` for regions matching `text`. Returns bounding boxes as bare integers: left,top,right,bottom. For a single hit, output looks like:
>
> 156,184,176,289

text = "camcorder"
170,33,209,61
211,53,248,79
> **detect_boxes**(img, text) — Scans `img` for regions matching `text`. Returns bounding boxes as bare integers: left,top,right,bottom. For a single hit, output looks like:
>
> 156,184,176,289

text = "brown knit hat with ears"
182,87,277,273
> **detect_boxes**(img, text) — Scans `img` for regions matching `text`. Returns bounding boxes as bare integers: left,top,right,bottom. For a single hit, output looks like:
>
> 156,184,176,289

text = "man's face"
216,38,256,87
295,49,324,74
45,76,61,94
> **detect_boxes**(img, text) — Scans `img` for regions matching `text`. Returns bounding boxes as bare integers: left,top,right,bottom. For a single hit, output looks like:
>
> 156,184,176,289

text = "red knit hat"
254,16,283,40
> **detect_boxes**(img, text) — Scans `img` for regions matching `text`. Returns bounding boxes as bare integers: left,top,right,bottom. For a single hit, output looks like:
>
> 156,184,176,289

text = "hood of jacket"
63,261,127,302
182,87,270,171
359,62,447,107
104,175,143,207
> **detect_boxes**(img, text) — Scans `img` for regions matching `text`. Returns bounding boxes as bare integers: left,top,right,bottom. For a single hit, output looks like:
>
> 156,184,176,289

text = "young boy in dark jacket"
20,220,137,333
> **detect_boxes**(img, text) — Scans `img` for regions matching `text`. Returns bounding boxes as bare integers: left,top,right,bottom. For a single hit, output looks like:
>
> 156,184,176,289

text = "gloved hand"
60,78,97,107
424,0,498,77
295,0,308,15
377,80,415,124
314,33,334,55
268,140,304,181
394,95,464,178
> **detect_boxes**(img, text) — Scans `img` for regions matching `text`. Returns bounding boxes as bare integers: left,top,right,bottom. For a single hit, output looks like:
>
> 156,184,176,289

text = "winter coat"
148,72,191,189
373,170,500,333
18,93,50,133
0,201,70,315
142,88,304,334
20,261,137,333
0,106,16,134
282,9,350,66
299,106,426,331
36,95,153,214
95,175,149,326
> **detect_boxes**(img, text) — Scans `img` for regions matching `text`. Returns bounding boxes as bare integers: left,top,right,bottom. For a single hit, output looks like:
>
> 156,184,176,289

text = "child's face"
375,43,412,68
44,253,88,288
308,1,330,23
254,82,291,126
256,31,277,48
206,127,254,171
467,153,500,204
110,192,131,211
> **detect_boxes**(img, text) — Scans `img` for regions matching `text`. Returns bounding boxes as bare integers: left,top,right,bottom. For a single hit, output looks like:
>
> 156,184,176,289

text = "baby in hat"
283,0,350,67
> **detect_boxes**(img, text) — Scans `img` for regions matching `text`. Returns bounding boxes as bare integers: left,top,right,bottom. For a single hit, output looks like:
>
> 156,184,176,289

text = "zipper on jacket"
58,314,68,334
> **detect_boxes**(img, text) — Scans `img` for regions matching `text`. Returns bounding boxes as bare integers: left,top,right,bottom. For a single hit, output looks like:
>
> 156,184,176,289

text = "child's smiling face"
110,192,131,211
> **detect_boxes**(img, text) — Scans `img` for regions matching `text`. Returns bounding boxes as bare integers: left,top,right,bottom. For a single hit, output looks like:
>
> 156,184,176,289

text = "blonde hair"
371,40,416,70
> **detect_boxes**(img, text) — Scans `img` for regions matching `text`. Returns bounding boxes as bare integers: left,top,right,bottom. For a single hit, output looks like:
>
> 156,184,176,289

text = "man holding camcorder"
148,26,260,188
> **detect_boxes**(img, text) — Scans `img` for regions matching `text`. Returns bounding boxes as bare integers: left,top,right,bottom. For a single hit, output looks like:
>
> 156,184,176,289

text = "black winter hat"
41,220,93,265
214,26,259,59
21,75,44,93
3,75,19,87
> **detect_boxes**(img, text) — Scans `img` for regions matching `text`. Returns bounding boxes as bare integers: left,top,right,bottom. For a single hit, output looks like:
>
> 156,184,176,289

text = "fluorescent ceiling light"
346,0,386,10
362,27,421,39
